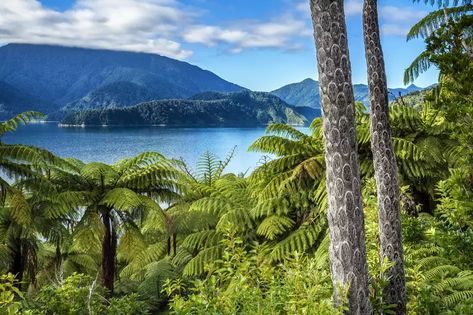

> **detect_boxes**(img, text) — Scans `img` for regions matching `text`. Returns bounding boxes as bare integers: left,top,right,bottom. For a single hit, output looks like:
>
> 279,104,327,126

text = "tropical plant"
40,153,182,296
164,235,344,315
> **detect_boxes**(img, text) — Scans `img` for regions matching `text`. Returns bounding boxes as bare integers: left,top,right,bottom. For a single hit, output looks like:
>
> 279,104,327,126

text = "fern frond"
183,245,223,276
404,51,432,84
0,111,45,136
256,215,294,240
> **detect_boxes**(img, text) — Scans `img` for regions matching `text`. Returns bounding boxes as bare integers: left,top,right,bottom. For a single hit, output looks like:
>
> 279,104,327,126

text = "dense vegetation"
60,91,319,127
1,0,473,314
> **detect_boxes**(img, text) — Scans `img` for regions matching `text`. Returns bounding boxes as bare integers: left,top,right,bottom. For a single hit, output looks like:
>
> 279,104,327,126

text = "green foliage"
28,273,149,315
0,273,26,315
164,236,345,315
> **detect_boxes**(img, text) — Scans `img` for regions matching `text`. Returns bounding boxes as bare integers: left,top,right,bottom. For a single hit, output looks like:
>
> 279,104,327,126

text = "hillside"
61,91,319,127
271,78,424,108
0,80,51,119
0,44,244,116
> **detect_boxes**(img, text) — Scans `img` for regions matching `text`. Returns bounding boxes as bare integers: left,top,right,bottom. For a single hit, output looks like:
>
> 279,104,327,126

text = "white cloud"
0,0,314,58
381,24,412,36
0,0,426,58
345,0,363,16
184,16,311,52
380,6,426,22
0,0,193,59
380,6,427,36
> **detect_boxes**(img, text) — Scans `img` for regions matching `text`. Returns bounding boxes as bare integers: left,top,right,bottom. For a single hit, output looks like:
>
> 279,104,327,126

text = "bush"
28,273,149,315
164,236,345,315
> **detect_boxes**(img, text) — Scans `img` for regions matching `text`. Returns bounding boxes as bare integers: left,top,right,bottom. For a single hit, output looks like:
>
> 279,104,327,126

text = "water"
3,123,308,174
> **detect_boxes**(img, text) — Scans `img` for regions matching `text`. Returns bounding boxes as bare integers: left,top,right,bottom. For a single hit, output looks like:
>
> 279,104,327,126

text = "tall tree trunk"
309,1,373,314
101,209,116,297
362,1,407,313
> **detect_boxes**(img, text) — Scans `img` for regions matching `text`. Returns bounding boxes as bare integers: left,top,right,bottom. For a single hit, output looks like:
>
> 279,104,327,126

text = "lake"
3,123,309,174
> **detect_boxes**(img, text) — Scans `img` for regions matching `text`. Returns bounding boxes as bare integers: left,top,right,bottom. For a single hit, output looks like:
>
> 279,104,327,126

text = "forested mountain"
0,44,244,117
61,91,318,126
0,81,51,119
271,78,424,108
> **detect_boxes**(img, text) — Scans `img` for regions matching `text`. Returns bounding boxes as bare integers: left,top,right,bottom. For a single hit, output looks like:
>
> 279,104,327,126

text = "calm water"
3,123,308,174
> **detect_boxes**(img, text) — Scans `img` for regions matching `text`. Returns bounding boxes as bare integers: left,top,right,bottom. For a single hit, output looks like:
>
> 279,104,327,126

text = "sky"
0,0,439,91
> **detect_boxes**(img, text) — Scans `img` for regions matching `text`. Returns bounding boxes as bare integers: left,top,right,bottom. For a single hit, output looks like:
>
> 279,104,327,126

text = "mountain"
0,80,51,119
0,43,244,117
271,78,425,108
61,91,319,127
62,81,164,111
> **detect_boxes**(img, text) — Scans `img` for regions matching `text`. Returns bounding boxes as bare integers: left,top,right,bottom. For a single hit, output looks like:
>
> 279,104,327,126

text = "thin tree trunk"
101,209,116,297
309,1,373,314
172,233,177,257
362,1,407,313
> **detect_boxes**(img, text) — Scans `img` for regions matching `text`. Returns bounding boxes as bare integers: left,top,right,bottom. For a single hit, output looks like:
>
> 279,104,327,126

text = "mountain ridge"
0,43,245,118
61,91,320,127
271,78,425,108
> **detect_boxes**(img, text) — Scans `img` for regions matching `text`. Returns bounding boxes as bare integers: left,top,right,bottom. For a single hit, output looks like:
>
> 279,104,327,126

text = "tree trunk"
363,1,407,313
101,209,116,297
10,244,24,289
172,233,177,257
309,1,373,314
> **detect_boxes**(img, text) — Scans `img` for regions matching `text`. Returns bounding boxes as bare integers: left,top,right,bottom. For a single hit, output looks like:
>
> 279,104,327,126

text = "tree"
363,0,406,313
309,1,373,313
0,111,67,289
46,153,181,296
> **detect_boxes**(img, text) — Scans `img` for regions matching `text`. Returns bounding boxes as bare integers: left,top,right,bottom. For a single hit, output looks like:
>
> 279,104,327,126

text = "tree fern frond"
249,136,316,156
265,124,309,140
408,5,473,40
183,245,223,276
444,290,473,307
424,264,461,280
256,215,295,240
0,111,45,136
404,51,433,84
270,219,327,262
181,230,223,250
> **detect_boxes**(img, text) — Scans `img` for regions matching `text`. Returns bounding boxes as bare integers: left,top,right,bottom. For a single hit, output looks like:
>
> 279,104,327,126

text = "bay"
3,123,308,174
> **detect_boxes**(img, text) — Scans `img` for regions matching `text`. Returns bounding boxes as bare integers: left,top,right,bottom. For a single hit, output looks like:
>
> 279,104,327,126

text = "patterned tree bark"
309,1,373,314
363,1,407,314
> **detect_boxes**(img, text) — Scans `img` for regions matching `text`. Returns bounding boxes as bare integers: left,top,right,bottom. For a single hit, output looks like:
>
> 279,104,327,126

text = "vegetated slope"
0,80,50,119
61,81,165,111
61,91,319,126
0,43,244,115
271,78,424,108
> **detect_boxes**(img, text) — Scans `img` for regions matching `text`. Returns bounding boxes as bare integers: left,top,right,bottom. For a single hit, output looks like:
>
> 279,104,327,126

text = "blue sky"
1,0,438,90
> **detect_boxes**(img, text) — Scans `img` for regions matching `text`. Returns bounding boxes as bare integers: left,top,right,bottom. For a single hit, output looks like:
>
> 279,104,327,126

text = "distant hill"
271,78,425,108
61,91,319,127
0,43,244,117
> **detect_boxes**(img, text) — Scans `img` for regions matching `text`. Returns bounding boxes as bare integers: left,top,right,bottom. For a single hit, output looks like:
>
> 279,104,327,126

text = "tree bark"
309,1,373,314
101,209,116,297
363,1,407,313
